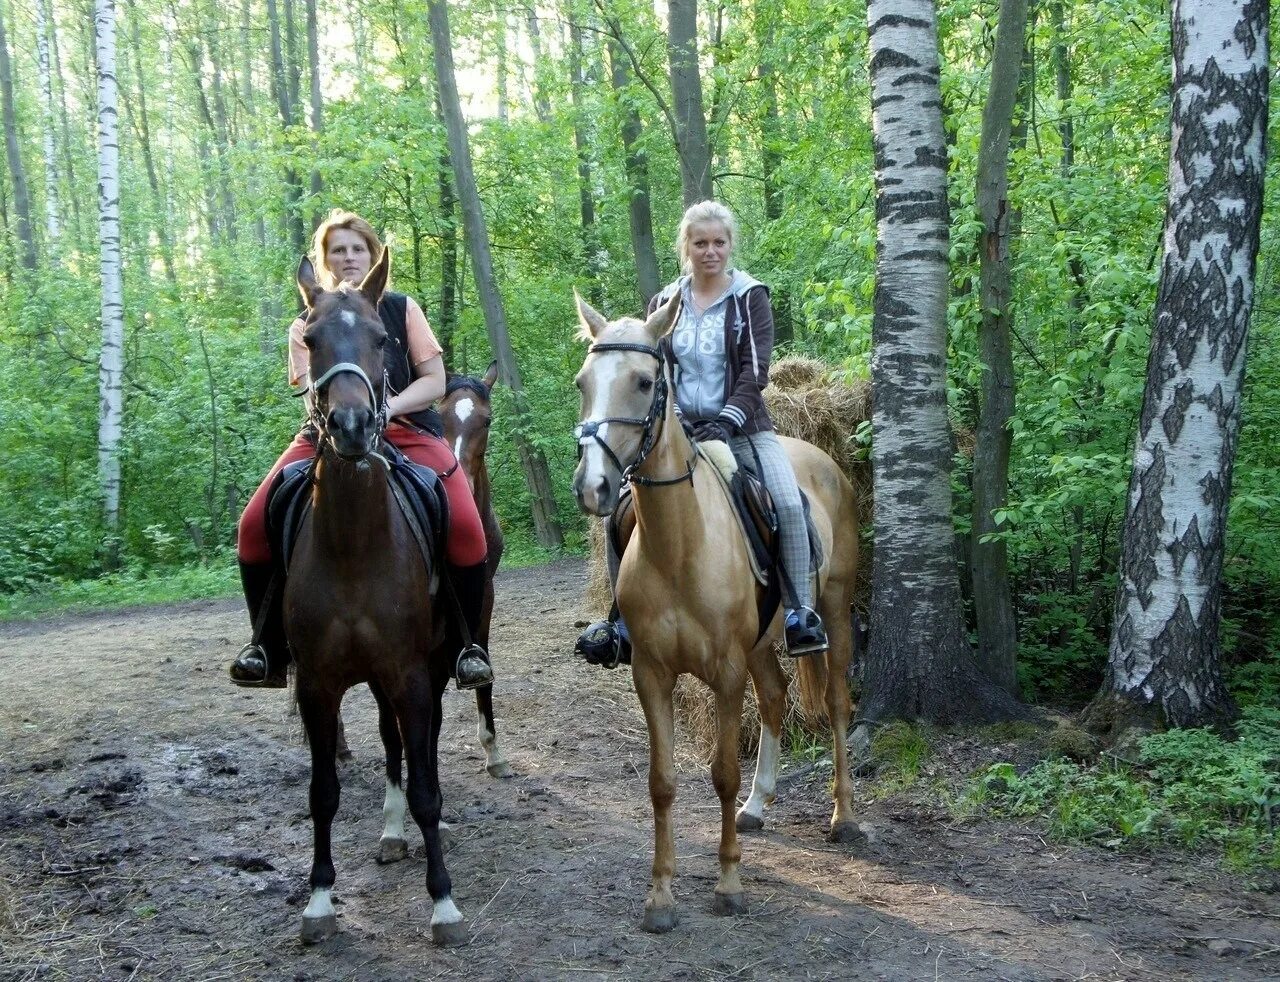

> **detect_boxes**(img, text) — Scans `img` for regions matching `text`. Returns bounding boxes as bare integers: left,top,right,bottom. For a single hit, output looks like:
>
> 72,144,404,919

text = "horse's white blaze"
381,778,407,843
740,726,781,821
578,357,623,500
431,894,463,926
477,715,507,771
340,310,356,327
303,886,335,920
453,436,464,461
453,396,474,422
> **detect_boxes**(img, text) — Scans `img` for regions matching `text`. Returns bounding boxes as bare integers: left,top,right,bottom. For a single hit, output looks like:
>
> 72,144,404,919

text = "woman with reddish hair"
231,209,492,690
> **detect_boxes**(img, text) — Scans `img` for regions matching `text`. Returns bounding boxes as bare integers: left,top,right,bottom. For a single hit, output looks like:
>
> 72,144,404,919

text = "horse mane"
444,375,491,399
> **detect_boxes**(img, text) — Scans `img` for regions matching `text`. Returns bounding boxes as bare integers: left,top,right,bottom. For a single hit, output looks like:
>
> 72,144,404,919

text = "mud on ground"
1,559,1276,981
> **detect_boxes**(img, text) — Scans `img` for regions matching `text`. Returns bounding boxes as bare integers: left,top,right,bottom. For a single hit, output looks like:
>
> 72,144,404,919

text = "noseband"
574,342,696,488
297,361,389,460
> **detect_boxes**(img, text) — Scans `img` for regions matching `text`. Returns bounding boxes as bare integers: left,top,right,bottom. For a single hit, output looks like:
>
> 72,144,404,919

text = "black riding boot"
229,560,290,688
450,561,494,690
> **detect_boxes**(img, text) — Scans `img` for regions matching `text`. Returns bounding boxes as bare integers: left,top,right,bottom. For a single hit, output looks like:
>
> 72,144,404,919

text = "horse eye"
375,336,387,349
638,378,654,393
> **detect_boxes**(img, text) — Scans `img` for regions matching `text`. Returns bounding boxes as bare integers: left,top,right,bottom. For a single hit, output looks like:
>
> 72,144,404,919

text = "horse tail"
794,650,830,727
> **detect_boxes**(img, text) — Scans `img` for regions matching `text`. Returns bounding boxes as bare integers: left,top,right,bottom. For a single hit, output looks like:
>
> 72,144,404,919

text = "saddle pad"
266,459,314,571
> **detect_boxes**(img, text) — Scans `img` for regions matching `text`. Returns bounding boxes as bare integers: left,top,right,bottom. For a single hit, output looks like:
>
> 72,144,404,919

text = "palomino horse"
571,293,861,933
284,250,467,947
441,361,512,778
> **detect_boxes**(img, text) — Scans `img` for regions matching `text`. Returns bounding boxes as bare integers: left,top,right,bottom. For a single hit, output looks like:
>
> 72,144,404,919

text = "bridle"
573,341,697,488
296,360,389,461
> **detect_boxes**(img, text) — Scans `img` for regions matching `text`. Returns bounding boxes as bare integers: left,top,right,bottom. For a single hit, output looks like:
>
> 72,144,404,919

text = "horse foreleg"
397,677,467,947
822,596,863,844
474,683,513,778
738,647,787,832
296,681,343,944
369,682,408,864
634,661,679,933
711,679,746,915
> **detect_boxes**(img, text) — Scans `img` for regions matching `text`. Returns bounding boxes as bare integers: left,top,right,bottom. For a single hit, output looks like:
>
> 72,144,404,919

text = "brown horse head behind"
442,360,499,496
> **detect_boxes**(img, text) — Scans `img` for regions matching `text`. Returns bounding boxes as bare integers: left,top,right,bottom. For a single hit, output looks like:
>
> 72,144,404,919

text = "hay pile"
580,356,872,759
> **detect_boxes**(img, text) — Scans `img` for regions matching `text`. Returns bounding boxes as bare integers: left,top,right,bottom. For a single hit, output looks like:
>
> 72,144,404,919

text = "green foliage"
972,708,1280,869
870,722,934,793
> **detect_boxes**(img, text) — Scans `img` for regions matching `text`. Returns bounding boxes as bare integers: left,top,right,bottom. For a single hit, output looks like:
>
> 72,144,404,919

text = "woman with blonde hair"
578,200,827,665
230,209,492,690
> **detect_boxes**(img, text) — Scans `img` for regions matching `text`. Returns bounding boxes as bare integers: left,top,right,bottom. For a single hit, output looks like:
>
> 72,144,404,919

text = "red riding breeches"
236,423,488,567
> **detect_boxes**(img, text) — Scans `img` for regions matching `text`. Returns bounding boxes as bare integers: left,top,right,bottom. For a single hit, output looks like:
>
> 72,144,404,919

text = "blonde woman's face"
687,220,731,278
325,228,374,286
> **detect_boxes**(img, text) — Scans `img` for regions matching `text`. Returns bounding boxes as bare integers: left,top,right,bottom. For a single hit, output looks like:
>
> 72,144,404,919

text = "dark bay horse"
441,361,512,778
284,250,467,946
571,293,861,933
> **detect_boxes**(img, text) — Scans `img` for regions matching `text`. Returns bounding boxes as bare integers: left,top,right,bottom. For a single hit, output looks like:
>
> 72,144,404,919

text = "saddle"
266,443,449,577
604,446,824,645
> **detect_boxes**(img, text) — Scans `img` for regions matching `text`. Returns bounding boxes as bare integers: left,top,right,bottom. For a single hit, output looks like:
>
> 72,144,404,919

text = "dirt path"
1,558,1276,981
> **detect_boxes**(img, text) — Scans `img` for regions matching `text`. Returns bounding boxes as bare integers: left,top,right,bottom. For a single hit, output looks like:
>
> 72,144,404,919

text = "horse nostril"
597,476,610,502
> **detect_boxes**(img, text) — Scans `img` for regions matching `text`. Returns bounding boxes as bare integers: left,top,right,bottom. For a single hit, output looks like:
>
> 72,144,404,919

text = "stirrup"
455,644,494,691
784,606,829,658
229,642,287,689
574,620,631,669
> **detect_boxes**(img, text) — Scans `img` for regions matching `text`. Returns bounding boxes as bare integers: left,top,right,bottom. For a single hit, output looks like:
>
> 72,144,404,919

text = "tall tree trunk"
429,0,564,549
95,0,124,568
569,11,603,305
436,91,458,361
608,37,661,306
305,0,324,215
494,2,509,123
266,0,306,253
861,0,1023,726
0,0,37,273
523,6,553,123
186,38,222,243
757,11,791,344
204,5,238,243
36,0,60,254
49,6,84,249
1085,0,1266,738
666,0,713,205
970,0,1029,696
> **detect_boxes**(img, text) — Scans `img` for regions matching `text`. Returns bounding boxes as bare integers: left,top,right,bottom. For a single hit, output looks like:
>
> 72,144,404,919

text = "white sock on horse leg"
740,725,781,820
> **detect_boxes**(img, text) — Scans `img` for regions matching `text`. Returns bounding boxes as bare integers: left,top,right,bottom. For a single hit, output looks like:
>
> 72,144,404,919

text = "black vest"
378,291,444,437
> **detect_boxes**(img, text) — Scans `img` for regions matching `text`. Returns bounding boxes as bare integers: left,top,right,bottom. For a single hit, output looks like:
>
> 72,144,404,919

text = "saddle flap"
266,459,315,570
387,449,449,578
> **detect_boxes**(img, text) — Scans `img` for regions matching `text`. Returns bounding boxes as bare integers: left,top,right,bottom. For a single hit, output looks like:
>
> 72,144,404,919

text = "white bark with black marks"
861,0,1022,725
1098,0,1267,730
96,0,124,560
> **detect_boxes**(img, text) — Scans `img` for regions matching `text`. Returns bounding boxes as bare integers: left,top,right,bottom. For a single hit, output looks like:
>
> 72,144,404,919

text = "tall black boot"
229,560,290,688
449,561,494,690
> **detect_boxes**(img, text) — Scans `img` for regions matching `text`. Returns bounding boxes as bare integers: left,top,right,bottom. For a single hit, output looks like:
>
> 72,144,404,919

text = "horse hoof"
735,811,764,833
641,905,679,934
486,761,515,779
377,837,408,864
299,913,337,944
712,892,745,916
431,919,469,947
828,821,868,846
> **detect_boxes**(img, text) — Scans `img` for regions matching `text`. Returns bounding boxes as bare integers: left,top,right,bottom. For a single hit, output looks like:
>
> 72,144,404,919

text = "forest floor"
1,558,1277,981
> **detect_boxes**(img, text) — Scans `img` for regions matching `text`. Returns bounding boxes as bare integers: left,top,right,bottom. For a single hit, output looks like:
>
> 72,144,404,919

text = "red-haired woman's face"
325,228,374,286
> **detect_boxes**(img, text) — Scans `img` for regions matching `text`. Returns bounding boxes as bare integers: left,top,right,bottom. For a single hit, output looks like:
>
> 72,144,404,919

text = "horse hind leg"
711,680,747,915
368,682,409,864
737,645,786,832
475,683,513,778
296,682,343,944
821,591,865,846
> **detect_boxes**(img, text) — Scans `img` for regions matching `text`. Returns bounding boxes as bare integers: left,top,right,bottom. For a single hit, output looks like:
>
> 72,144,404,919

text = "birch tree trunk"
1085,0,1267,737
971,0,1029,695
95,0,124,567
608,36,661,306
0,0,37,273
266,0,307,254
667,0,713,205
36,0,60,253
861,0,1023,726
429,0,564,548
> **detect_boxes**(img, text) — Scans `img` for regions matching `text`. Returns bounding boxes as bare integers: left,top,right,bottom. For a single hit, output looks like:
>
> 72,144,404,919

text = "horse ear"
297,257,322,310
483,359,500,390
643,291,682,340
359,246,390,306
575,288,609,340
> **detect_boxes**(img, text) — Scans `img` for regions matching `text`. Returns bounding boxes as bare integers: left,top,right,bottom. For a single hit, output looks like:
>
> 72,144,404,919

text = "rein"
574,341,697,489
